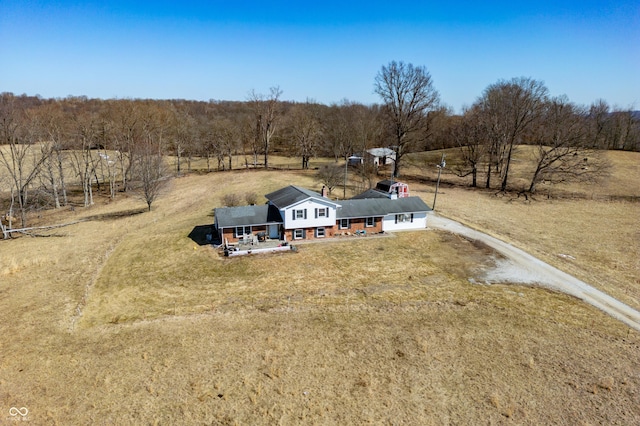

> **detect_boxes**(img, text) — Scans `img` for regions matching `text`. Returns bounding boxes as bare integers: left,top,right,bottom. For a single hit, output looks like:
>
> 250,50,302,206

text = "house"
265,185,341,241
214,182,431,245
366,148,396,168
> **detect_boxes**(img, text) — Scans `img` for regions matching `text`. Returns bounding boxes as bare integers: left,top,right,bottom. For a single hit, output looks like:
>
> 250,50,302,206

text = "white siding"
282,199,337,229
382,212,427,232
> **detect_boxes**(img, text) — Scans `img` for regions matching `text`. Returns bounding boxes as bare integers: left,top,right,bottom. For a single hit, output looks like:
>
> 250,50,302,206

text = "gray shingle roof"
265,185,331,208
215,204,282,228
350,189,390,200
215,186,431,228
337,197,431,219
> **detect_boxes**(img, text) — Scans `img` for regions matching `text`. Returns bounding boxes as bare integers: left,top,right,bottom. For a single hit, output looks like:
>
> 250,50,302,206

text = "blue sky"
1,1,638,112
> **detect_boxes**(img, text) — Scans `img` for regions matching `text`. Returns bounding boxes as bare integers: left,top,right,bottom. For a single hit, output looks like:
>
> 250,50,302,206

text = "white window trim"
294,229,304,240
339,219,350,229
395,213,413,223
316,227,325,238
316,207,328,218
235,225,251,237
365,217,375,227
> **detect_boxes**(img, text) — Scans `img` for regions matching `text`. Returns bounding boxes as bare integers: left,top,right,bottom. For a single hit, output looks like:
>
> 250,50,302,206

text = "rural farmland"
3,1,639,422
1,149,639,424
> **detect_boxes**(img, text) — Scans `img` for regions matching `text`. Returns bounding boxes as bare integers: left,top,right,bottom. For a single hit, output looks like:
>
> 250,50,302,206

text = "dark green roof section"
337,197,431,219
215,204,282,228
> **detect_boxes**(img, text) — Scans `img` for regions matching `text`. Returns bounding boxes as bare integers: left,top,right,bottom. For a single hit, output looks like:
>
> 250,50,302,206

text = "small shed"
366,148,396,167
376,180,409,198
347,155,363,166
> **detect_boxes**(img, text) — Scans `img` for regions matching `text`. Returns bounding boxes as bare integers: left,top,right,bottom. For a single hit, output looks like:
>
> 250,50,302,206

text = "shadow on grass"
85,208,148,221
189,224,216,246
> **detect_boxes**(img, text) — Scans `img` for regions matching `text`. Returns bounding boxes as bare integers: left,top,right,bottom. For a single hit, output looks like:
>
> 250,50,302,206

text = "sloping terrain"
1,167,639,424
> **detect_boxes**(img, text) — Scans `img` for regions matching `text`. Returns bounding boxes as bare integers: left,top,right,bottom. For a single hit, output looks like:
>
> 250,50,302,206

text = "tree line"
0,91,387,229
1,61,639,229
373,62,638,193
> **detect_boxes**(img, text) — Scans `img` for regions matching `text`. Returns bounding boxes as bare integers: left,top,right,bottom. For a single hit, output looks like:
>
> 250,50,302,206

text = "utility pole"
432,153,446,211
343,155,348,199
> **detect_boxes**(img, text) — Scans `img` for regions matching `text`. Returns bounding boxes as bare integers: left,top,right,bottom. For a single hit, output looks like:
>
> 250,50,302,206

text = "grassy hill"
0,151,638,424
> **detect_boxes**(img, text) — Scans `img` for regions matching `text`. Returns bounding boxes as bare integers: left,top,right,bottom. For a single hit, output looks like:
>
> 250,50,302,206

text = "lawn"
0,152,639,424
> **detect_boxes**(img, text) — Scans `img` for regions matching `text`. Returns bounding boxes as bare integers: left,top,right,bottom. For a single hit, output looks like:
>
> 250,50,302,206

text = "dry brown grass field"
1,149,639,424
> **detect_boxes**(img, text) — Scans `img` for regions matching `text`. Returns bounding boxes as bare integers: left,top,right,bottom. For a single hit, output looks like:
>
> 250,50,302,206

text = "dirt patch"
478,257,555,286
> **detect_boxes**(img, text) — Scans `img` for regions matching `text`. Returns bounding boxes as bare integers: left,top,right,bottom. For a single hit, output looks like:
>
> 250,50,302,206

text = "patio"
223,236,293,257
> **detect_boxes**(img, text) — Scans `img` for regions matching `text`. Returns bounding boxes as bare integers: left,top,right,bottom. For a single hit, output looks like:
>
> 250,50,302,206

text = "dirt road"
428,213,640,332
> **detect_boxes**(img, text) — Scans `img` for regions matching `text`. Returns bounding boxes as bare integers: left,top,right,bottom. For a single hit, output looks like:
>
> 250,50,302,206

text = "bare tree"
108,99,143,192
451,107,486,187
169,104,197,176
374,61,440,177
586,100,640,151
248,86,282,168
316,164,343,196
0,167,11,238
351,161,379,194
608,108,640,151
476,77,549,191
587,99,611,149
211,118,239,171
528,96,609,193
0,96,51,226
68,106,100,207
35,102,70,207
133,139,170,211
287,103,323,169
351,103,385,160
324,102,354,161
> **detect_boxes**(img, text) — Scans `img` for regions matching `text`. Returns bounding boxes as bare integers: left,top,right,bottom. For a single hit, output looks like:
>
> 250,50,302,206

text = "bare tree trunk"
471,163,477,187
485,149,493,188
118,150,130,191
528,164,543,193
176,143,182,176
500,141,515,191
46,156,61,208
55,149,68,206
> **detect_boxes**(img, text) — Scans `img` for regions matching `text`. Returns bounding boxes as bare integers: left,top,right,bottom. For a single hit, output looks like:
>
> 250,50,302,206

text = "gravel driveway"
428,213,640,332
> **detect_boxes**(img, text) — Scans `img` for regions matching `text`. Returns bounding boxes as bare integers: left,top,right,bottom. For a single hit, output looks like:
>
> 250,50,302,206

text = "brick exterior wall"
334,217,383,235
221,225,267,243
223,217,384,243
287,217,383,241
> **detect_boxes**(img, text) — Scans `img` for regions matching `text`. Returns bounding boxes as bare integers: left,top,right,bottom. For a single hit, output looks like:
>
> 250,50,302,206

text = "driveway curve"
428,213,640,332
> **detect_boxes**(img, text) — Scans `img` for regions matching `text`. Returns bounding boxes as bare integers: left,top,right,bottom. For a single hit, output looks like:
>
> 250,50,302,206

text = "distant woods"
1,69,639,227
448,77,636,193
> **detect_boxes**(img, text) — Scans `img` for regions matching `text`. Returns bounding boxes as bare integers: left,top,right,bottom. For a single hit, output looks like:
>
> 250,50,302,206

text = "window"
293,209,307,220
315,227,325,238
395,214,413,224
294,229,304,240
315,207,328,218
235,226,251,237
339,219,350,229
365,217,375,227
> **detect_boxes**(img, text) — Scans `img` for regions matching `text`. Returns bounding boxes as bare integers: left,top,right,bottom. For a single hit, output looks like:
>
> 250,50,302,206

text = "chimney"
321,185,327,198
